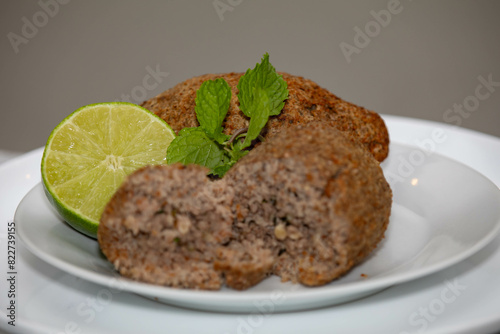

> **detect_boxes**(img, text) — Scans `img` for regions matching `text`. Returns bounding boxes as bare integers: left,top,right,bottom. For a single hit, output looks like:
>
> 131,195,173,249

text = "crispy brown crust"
141,72,389,162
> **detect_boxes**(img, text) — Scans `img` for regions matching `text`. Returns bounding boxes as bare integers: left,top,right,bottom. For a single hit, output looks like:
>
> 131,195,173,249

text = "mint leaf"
230,139,249,161
195,78,232,144
211,162,235,178
212,141,249,177
237,53,288,148
166,127,229,173
211,151,247,178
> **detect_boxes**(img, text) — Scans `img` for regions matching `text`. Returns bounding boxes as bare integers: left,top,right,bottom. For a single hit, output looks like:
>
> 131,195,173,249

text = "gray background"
1,0,499,154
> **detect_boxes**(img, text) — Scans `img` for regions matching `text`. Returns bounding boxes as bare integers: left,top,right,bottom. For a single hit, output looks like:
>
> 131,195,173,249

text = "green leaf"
212,142,249,177
211,162,235,178
195,78,232,144
230,140,249,161
166,127,229,172
237,53,288,148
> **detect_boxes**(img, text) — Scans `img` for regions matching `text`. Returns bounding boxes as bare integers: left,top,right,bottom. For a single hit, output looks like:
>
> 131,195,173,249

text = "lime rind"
42,181,100,238
41,102,175,238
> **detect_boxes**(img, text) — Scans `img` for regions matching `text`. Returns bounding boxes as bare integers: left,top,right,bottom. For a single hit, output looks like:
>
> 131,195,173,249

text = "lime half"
41,102,175,238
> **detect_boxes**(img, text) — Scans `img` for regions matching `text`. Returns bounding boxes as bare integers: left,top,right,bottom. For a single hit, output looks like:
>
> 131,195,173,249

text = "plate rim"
14,141,500,312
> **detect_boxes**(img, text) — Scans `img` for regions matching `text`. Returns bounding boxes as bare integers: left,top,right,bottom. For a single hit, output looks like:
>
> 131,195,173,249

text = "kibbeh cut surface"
98,123,392,290
141,72,390,162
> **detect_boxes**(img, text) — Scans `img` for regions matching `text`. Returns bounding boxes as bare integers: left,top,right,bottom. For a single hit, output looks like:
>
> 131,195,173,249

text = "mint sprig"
237,53,288,148
166,53,288,177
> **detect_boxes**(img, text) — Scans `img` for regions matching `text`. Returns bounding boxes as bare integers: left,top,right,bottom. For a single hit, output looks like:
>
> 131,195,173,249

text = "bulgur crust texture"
98,123,392,290
140,72,390,162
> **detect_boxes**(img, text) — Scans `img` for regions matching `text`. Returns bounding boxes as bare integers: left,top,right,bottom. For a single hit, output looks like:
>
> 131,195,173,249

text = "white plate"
13,142,500,313
3,115,500,334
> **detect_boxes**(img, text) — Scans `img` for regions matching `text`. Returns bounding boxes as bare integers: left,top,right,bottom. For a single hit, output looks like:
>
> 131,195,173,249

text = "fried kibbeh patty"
225,123,392,286
98,123,392,290
141,72,389,162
